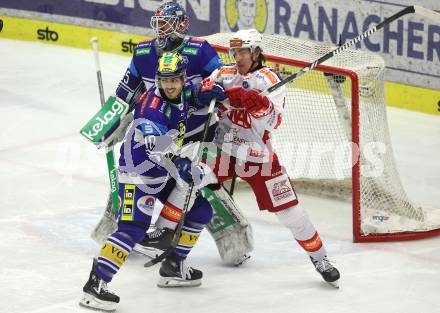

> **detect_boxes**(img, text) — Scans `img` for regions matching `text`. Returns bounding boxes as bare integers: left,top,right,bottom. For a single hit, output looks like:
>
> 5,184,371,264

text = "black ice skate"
310,256,340,288
133,228,174,259
79,259,120,312
157,256,203,288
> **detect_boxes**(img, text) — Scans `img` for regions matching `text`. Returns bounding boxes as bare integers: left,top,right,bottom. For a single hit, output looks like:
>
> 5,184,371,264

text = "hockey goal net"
202,32,440,242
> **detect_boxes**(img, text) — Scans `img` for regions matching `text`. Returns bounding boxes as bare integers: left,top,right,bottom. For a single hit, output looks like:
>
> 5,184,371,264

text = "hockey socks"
169,221,203,260
96,231,135,282
275,204,340,286
275,204,327,260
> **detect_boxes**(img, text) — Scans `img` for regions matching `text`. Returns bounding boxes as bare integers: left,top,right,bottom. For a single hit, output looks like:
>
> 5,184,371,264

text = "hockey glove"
225,87,247,108
241,89,272,116
174,157,205,185
197,77,226,105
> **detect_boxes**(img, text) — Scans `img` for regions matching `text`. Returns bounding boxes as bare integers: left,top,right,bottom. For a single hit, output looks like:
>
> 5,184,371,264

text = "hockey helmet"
229,29,263,55
155,51,187,90
150,2,190,50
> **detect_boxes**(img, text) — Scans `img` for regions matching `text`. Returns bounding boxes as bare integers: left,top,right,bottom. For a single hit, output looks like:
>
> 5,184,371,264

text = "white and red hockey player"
200,29,340,287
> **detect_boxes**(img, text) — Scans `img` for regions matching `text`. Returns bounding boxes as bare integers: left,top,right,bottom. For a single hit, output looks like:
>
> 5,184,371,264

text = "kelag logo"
37,26,59,41
121,39,138,53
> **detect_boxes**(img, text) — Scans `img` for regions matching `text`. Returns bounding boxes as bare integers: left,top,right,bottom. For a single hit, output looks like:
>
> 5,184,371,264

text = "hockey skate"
310,256,340,288
157,256,203,288
133,228,174,259
79,259,120,312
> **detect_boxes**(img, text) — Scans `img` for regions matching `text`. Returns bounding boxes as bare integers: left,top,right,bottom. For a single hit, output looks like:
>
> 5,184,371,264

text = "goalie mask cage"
203,32,440,242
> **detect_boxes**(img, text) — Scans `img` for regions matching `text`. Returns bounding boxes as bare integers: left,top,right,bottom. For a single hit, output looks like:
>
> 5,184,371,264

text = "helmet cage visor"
150,15,182,39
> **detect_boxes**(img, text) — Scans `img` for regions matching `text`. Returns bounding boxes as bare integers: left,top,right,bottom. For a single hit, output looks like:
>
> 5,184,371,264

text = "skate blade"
234,254,251,267
157,276,202,288
79,292,117,312
90,214,117,244
326,280,339,289
133,245,164,259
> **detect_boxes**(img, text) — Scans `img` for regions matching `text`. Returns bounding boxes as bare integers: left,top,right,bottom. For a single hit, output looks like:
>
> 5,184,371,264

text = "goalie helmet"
150,2,190,50
229,28,263,54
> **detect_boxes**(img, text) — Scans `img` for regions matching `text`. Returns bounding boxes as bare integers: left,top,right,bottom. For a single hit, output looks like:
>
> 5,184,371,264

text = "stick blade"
90,211,117,244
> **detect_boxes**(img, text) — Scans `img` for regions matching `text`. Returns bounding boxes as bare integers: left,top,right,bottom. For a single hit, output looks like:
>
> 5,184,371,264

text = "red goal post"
203,32,440,242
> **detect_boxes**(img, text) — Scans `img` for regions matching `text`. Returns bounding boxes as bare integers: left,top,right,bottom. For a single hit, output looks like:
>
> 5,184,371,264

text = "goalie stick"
89,37,119,243
261,5,440,97
144,98,218,268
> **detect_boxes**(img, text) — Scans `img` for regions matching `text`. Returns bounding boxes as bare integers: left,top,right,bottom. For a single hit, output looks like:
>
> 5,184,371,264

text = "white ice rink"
1,39,440,313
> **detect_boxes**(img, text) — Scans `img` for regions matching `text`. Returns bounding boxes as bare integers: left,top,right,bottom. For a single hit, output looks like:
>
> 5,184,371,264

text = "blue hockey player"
93,1,254,266
80,51,226,312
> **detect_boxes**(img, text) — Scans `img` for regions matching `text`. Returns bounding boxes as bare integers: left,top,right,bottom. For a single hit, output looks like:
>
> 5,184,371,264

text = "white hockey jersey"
210,65,286,163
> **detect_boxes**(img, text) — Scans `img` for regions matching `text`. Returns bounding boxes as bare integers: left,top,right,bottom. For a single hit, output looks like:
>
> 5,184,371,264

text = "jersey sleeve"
115,45,147,105
200,41,223,78
253,68,286,131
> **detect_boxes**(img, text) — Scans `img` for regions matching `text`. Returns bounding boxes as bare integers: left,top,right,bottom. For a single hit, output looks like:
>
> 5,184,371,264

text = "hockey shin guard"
275,204,327,260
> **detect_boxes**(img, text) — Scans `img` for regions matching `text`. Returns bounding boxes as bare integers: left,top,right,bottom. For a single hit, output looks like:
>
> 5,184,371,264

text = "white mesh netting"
202,33,440,240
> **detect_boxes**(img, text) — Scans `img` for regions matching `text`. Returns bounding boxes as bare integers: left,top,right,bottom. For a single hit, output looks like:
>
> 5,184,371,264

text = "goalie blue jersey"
115,37,222,138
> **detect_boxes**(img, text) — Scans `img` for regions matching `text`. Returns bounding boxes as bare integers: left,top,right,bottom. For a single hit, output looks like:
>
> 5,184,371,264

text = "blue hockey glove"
174,157,205,185
197,77,226,105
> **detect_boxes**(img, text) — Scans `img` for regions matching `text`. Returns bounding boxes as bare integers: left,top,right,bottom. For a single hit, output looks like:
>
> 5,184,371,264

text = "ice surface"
1,39,439,313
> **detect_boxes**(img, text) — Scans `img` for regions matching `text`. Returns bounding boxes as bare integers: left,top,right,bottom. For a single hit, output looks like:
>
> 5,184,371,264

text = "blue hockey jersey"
118,84,203,179
115,37,222,138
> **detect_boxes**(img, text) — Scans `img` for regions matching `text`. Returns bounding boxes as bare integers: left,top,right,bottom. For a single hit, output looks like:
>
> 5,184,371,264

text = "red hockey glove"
225,87,247,108
241,89,271,116
198,77,226,105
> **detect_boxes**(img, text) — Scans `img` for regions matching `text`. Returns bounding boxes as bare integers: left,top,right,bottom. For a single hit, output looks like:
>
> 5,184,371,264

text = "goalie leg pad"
91,192,118,245
202,186,254,266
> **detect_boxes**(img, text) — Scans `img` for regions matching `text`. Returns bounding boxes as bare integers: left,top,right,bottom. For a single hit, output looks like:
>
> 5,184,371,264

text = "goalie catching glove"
225,87,271,116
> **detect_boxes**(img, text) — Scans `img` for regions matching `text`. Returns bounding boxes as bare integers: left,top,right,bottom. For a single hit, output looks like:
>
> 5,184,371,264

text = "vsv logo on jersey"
37,26,59,41
80,96,129,143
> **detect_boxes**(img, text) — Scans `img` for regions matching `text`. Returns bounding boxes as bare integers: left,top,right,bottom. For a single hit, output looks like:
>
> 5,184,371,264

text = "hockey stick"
324,34,352,141
261,5,440,96
228,172,237,197
144,98,217,267
91,37,119,215
89,37,119,243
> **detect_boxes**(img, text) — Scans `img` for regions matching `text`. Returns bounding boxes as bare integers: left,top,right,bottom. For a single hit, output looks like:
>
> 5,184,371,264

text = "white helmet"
229,28,263,53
